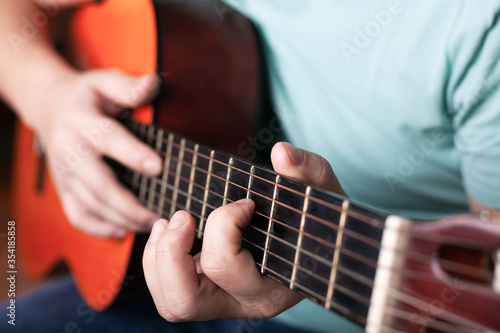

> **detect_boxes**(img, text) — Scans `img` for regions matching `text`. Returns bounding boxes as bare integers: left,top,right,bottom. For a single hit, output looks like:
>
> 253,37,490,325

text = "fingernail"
143,158,162,175
149,220,167,242
168,211,188,229
283,142,304,165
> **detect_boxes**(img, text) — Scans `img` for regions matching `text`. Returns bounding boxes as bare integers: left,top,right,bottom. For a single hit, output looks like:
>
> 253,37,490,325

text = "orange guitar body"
13,0,259,310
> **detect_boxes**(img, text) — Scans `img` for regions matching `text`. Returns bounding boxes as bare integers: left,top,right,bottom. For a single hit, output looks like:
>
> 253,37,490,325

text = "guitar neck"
115,118,388,327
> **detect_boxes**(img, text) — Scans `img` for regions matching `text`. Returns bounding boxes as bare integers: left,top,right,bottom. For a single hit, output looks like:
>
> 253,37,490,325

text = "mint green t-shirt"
223,0,500,332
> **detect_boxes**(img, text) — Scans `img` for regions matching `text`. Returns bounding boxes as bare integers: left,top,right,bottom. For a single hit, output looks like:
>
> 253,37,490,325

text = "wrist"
15,53,79,133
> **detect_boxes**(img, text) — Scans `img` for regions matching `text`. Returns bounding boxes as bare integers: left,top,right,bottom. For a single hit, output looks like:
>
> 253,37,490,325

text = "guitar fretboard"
114,118,387,327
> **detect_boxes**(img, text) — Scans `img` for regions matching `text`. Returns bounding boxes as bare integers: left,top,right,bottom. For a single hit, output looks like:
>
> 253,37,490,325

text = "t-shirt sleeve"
448,4,500,208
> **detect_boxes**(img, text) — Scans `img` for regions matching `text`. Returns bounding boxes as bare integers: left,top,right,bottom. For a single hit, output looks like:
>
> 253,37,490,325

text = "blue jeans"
0,275,309,333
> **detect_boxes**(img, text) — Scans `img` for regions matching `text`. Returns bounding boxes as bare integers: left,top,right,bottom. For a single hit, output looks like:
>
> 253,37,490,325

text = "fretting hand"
143,142,346,321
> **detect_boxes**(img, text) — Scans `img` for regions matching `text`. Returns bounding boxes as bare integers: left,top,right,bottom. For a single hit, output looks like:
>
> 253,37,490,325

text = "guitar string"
155,147,500,251
123,137,496,282
130,119,500,250
118,165,494,282
118,169,493,307
381,304,482,333
128,120,383,224
385,289,495,333
131,121,500,251
123,123,494,330
133,184,488,333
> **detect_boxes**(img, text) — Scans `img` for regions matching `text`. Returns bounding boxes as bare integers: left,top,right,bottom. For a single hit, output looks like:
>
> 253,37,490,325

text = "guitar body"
13,0,259,310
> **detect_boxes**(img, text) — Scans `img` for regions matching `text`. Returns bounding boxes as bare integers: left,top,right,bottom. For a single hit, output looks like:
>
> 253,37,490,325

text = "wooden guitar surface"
13,0,259,311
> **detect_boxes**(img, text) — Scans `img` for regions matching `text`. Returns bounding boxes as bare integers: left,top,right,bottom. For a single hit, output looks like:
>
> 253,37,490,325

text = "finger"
271,142,347,195
87,70,160,113
202,199,301,317
34,0,99,10
77,157,158,229
59,190,128,238
88,115,162,176
69,177,146,231
201,199,262,295
153,211,239,321
143,220,170,316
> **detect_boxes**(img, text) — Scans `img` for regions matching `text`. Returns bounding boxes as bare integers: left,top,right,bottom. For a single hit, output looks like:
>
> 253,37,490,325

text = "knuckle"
316,157,335,188
206,207,231,228
246,300,281,318
200,252,229,282
154,238,175,259
156,306,176,322
164,299,198,322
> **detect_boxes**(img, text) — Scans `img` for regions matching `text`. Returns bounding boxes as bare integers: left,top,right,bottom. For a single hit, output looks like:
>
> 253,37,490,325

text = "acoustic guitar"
13,0,500,332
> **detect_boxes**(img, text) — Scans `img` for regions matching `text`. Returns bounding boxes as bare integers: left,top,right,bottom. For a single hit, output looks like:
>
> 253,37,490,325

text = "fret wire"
126,122,493,274
259,257,369,325
137,123,150,204
325,200,350,310
150,144,498,264
164,154,380,248
170,138,186,218
290,185,311,290
244,220,372,307
138,174,148,204
246,165,255,199
149,156,486,283
125,184,492,326
125,124,369,221
131,170,141,193
199,150,215,238
157,133,174,217
125,169,381,270
123,171,467,297
156,151,382,249
140,171,489,333
127,124,386,241
185,144,199,212
124,169,383,276
223,157,233,206
146,126,161,211
130,157,473,333
139,173,463,287
253,261,368,325
128,122,141,191
127,168,374,277
141,181,449,300
261,175,280,274
145,135,386,229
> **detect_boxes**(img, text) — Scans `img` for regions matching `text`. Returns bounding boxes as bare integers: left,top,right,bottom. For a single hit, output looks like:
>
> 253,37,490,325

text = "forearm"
0,0,76,131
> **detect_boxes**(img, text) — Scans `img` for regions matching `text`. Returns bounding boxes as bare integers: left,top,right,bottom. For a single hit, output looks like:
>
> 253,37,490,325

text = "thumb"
87,70,160,114
271,142,347,196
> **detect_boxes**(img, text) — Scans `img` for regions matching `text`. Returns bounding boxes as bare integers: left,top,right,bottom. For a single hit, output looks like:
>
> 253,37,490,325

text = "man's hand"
37,70,162,238
143,142,346,321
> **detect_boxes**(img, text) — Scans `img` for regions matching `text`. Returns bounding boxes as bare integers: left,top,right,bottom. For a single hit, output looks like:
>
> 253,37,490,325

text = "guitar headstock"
367,214,500,333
